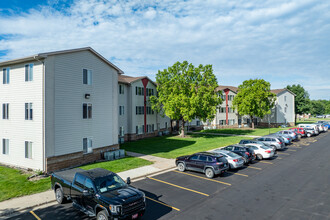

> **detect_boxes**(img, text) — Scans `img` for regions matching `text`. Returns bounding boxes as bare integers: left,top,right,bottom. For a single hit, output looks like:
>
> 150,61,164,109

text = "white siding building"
118,75,170,141
0,47,122,172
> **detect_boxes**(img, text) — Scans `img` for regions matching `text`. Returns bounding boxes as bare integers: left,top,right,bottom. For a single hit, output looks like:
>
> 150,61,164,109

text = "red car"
289,127,306,138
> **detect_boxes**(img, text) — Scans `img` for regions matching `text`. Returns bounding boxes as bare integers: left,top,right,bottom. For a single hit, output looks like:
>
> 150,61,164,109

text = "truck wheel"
205,168,214,178
177,162,185,172
97,210,108,220
55,188,64,204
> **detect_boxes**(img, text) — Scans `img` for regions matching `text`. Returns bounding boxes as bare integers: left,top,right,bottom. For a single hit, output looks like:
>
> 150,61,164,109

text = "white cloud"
0,0,329,99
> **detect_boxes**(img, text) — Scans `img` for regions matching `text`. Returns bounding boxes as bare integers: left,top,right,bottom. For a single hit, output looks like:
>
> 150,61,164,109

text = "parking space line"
259,161,273,164
147,177,209,196
173,170,231,185
245,166,262,170
146,196,180,211
277,157,283,159
277,152,290,155
287,149,297,152
227,171,248,177
30,211,41,220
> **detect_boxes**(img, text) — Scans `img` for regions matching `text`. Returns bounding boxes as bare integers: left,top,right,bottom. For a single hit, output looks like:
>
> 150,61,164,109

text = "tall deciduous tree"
286,84,311,122
150,61,222,137
232,79,276,129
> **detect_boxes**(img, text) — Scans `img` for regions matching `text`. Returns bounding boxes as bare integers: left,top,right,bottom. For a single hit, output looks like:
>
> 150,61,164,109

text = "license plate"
132,213,139,219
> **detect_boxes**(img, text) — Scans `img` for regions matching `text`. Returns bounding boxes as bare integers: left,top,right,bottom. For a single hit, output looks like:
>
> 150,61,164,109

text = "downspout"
34,56,46,172
225,89,229,125
141,78,149,133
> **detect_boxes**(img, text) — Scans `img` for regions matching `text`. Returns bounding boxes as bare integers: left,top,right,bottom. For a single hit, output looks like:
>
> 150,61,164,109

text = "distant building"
118,75,170,141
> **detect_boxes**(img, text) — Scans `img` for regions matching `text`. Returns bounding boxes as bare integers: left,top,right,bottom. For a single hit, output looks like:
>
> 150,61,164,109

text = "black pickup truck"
51,168,146,220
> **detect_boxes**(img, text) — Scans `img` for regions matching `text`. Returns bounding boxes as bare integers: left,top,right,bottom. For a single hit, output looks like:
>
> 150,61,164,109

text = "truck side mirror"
126,177,131,185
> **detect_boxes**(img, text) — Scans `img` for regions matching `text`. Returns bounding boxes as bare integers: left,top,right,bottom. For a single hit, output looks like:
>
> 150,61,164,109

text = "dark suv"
222,144,255,164
175,152,229,178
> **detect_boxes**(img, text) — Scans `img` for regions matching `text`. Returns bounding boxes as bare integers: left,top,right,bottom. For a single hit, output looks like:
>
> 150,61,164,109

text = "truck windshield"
95,174,126,193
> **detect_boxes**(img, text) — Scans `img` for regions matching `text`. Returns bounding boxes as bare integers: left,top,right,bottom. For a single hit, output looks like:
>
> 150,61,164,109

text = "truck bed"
53,168,84,183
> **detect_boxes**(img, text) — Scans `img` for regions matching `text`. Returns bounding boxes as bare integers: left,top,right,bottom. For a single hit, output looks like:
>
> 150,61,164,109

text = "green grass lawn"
0,165,51,202
197,127,294,136
120,134,248,159
79,156,153,172
0,157,152,202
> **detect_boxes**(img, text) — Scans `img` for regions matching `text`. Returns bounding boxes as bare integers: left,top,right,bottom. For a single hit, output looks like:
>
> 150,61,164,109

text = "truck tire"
55,188,64,204
97,210,108,220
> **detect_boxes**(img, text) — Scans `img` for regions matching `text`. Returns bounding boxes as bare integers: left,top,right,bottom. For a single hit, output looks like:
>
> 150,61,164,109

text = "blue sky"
0,0,329,100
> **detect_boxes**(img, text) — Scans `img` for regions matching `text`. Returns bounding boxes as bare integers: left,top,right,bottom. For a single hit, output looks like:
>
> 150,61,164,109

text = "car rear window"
227,152,238,157
207,156,214,162
248,146,258,150
217,157,227,163
260,146,269,150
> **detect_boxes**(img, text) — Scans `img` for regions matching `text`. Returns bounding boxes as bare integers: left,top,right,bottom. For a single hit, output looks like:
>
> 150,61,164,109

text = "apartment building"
189,86,295,128
118,75,170,141
0,47,121,172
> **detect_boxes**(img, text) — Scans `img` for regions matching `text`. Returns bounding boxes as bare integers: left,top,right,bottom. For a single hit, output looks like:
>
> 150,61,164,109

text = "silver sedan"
212,149,245,169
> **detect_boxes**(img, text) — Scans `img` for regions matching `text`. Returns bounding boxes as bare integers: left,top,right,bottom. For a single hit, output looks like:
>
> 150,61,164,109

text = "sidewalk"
189,131,262,138
0,153,176,218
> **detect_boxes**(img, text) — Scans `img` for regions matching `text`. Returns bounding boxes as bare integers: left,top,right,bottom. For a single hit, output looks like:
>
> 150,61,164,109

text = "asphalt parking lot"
8,132,330,220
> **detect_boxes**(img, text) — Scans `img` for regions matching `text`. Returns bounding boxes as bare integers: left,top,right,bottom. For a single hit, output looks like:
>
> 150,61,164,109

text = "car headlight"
109,204,121,214
141,191,146,202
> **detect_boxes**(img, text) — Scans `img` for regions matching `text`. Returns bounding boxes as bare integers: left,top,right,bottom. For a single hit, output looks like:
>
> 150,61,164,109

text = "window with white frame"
83,69,93,85
219,107,226,113
219,120,226,125
196,121,200,126
83,103,92,119
136,106,144,115
136,126,139,134
228,119,235,125
119,84,124,94
284,96,287,102
157,123,160,131
83,138,93,153
3,67,10,84
2,139,9,155
25,141,32,159
119,106,124,115
25,64,33,81
2,103,9,119
119,127,124,136
25,103,33,120
165,122,168,129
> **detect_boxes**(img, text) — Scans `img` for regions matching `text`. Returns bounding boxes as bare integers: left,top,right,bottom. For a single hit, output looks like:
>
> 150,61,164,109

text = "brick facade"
46,144,119,172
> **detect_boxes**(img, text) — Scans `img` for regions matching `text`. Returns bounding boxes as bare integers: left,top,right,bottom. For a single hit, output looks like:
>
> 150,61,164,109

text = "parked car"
211,149,245,169
51,168,146,220
313,123,324,132
298,124,319,135
289,127,306,138
276,130,298,141
243,143,275,160
268,134,291,145
255,136,285,150
239,139,276,151
221,144,255,164
304,127,316,137
175,152,229,178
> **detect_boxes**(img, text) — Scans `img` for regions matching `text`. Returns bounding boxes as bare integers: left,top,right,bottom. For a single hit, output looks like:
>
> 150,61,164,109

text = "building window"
136,106,144,115
228,107,234,113
284,96,287,102
83,103,92,119
25,141,32,159
285,107,287,113
146,88,154,96
219,120,225,125
2,103,9,119
152,124,154,132
142,125,145,133
136,87,145,96
25,64,33,81
196,121,200,126
119,84,124,94
83,69,92,85
157,123,160,130
25,103,33,120
3,67,10,84
119,106,124,115
165,122,168,129
219,107,226,113
119,127,124,137
228,95,234,101
228,119,235,125
83,138,93,153
136,126,139,134
2,139,9,155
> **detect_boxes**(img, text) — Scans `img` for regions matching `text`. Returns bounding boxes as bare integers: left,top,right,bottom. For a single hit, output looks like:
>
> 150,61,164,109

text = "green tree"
150,61,222,137
232,79,276,129
310,100,326,116
286,84,311,122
